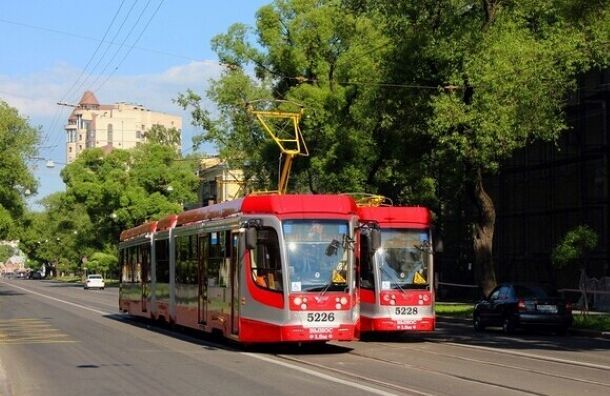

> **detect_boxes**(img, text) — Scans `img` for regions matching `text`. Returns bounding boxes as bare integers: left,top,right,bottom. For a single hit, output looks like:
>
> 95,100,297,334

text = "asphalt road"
1,279,610,396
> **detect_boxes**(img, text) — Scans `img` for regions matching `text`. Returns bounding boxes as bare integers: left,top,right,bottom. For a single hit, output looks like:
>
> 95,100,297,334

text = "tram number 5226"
395,307,418,316
307,312,336,322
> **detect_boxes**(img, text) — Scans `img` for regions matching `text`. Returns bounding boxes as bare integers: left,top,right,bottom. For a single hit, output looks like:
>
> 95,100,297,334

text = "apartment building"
198,158,245,206
65,91,182,163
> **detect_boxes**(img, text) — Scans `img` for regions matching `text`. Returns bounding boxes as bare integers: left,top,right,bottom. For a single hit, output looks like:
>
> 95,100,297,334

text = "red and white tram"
119,194,360,343
358,206,435,333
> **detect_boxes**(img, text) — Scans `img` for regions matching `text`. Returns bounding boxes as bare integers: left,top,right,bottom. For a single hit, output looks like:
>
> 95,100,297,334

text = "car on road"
473,282,573,335
84,274,105,290
29,271,42,279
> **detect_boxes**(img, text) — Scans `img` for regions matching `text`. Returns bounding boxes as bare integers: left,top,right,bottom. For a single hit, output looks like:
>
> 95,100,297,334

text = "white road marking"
0,281,111,315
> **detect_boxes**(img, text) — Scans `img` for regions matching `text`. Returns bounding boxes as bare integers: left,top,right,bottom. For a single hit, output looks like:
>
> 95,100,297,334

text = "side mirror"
245,227,258,250
434,238,444,253
369,228,381,253
432,227,443,253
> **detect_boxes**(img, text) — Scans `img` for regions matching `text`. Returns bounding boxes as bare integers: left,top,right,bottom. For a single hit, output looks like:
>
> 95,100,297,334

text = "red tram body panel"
358,206,436,333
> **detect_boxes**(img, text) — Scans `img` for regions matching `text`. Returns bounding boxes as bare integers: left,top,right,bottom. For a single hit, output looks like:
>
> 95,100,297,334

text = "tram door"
197,234,208,324
230,232,240,335
141,246,150,312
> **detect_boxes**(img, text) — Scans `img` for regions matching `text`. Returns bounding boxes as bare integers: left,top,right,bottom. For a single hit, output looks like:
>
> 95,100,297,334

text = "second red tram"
358,206,435,333
119,194,360,343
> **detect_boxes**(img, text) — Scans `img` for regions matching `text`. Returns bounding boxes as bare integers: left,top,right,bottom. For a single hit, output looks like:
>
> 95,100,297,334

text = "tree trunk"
471,168,497,297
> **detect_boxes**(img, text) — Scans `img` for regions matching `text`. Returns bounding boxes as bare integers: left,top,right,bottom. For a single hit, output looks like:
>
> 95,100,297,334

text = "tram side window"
207,231,229,287
134,245,142,283
155,239,170,283
250,228,283,292
141,245,151,283
176,235,197,285
360,234,374,289
120,249,133,283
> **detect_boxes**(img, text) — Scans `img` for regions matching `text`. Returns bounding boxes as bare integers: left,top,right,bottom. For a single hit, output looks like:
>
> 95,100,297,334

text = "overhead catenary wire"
83,0,154,97
46,1,132,154
59,0,127,104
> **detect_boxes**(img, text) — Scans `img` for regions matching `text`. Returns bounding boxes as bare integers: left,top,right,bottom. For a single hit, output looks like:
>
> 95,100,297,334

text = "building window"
107,124,113,144
136,131,141,139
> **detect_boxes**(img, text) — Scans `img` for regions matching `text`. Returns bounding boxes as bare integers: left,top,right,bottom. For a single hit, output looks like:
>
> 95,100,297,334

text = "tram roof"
157,214,178,231
357,206,431,228
119,221,158,241
174,194,358,226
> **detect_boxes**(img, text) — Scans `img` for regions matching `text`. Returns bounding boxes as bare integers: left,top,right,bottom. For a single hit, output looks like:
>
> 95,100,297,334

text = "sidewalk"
436,314,610,340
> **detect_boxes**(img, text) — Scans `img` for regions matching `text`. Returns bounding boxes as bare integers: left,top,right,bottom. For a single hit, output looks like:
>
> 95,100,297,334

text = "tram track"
342,339,610,392
274,348,549,396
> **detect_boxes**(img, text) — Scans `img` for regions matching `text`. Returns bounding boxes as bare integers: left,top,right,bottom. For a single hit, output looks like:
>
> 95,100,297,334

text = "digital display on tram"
283,220,350,292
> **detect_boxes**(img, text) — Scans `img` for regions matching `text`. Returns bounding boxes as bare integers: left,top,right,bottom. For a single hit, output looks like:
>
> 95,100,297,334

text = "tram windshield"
376,229,431,290
283,220,350,292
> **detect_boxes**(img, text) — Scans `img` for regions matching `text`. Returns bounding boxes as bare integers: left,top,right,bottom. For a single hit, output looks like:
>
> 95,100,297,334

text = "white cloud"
0,60,222,120
1,60,223,204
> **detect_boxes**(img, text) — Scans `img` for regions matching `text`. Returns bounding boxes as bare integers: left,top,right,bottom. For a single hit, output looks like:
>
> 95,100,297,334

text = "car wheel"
473,314,485,332
502,317,516,334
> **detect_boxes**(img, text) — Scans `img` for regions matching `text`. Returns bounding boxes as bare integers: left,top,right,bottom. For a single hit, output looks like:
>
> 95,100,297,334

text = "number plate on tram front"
392,306,420,318
302,312,337,327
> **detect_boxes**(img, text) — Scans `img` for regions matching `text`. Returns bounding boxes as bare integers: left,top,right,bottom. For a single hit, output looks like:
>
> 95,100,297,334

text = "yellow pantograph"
248,100,309,194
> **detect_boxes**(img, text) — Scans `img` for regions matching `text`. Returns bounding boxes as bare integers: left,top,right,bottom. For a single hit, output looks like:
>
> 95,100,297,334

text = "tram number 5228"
307,312,336,322
395,307,418,315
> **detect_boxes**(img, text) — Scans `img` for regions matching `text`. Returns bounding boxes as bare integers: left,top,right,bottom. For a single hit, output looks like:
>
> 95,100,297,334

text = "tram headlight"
340,297,348,305
294,297,302,305
300,303,308,310
336,303,342,309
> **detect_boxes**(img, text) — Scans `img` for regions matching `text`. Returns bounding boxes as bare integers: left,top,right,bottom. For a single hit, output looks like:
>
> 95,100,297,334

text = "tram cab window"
359,233,374,289
250,228,283,292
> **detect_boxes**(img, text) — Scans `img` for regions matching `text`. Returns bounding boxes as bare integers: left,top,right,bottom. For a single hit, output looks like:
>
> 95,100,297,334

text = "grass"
572,313,610,332
435,302,610,332
435,303,474,318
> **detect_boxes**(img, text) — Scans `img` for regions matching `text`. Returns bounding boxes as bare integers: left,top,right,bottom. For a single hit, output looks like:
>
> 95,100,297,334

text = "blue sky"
0,0,269,208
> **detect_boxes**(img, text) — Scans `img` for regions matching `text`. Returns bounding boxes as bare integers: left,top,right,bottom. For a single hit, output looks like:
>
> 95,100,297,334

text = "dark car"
473,283,573,335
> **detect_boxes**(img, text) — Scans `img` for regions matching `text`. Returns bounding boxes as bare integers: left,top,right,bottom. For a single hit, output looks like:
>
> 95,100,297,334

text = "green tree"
143,124,182,146
355,0,610,295
0,101,40,238
61,144,199,248
86,251,117,278
0,244,15,263
178,0,389,194
552,225,598,270
182,0,610,296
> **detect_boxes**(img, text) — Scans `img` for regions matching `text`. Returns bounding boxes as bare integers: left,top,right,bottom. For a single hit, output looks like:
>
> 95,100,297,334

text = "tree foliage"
552,225,599,270
181,0,610,294
0,244,16,263
144,124,182,146
61,144,199,244
0,101,40,238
